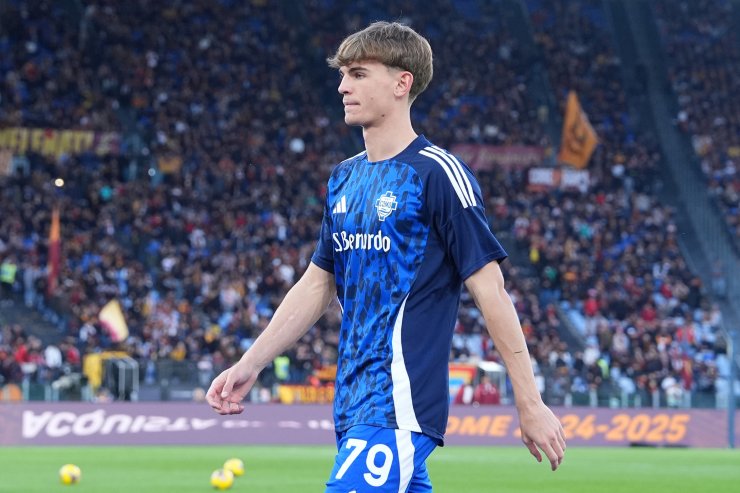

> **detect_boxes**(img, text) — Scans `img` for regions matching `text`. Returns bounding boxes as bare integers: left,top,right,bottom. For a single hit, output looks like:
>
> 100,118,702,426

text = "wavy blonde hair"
327,21,433,103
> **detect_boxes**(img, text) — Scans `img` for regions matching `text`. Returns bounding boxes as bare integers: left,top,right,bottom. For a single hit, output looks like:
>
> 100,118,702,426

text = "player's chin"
343,114,364,127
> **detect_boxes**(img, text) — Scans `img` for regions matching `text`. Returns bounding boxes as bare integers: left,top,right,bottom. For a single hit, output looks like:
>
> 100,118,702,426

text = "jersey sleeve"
311,201,335,273
425,155,507,280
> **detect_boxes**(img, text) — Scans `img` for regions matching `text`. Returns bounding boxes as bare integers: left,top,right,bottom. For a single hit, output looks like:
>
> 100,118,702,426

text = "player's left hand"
518,401,566,471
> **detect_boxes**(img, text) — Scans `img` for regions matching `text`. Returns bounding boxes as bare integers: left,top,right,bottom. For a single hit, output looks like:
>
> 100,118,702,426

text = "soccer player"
206,21,566,492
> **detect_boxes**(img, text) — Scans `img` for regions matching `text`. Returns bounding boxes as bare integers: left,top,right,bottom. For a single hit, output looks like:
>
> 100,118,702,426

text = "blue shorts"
325,425,437,493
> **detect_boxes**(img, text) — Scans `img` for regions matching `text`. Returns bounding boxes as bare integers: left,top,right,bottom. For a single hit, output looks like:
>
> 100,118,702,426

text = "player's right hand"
518,401,566,471
206,360,259,415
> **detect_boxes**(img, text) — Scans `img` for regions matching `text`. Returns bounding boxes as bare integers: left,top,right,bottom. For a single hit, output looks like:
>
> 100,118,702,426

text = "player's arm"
464,261,566,470
206,262,336,415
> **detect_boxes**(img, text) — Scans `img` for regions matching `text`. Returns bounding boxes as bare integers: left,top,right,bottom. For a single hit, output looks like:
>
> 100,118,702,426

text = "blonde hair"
327,21,433,103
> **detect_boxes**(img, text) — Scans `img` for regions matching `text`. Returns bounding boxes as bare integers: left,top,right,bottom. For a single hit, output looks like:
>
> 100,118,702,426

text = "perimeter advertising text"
0,403,737,448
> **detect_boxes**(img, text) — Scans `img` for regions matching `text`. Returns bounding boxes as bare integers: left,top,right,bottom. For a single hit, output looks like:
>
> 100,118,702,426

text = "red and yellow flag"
99,299,129,343
46,207,61,296
558,91,599,169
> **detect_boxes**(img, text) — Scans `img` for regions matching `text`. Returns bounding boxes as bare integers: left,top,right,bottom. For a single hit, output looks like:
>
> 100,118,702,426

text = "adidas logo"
332,195,347,214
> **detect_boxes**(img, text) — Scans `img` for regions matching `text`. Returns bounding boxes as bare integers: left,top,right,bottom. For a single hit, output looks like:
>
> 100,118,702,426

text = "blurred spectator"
473,374,501,406
0,255,19,303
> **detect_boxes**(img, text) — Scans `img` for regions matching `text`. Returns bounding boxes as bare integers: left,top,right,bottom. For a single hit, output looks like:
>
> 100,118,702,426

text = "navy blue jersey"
312,135,507,443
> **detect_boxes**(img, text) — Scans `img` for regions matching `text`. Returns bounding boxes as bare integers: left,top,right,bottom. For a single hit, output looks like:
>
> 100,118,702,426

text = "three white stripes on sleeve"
418,146,477,208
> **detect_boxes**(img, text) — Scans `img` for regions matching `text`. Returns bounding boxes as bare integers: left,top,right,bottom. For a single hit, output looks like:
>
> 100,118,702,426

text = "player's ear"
394,71,414,99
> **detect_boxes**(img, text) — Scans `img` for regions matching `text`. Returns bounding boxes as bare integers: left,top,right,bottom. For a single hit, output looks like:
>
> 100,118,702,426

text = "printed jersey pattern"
312,136,507,443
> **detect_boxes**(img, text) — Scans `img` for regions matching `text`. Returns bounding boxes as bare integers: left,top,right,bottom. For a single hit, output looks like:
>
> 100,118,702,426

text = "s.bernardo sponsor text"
332,230,391,253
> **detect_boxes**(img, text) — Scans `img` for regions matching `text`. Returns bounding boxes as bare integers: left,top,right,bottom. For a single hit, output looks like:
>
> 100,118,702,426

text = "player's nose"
338,77,351,95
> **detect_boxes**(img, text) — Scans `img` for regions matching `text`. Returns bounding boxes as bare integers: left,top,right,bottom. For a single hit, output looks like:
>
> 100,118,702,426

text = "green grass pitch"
0,445,737,492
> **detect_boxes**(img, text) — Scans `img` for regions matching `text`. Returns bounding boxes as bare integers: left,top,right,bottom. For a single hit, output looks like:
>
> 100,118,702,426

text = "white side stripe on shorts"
395,429,415,493
430,145,476,207
419,149,471,208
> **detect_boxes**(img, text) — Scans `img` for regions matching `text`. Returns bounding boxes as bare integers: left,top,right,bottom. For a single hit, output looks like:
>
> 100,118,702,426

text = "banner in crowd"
277,385,335,404
450,144,545,171
157,154,183,174
0,403,737,448
527,167,590,192
0,127,121,160
558,91,598,169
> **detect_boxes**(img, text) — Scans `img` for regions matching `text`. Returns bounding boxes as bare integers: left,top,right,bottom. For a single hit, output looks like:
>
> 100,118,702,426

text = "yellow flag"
558,91,598,169
99,299,129,342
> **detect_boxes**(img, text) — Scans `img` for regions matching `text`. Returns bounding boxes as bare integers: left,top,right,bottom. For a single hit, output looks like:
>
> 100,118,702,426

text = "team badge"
375,191,398,221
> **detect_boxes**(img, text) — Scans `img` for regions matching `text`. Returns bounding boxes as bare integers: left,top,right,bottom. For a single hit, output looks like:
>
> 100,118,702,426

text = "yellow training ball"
210,468,235,490
59,464,82,485
223,458,245,477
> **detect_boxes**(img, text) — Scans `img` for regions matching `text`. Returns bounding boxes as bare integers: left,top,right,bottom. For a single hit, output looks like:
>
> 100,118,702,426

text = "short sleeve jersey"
312,135,507,443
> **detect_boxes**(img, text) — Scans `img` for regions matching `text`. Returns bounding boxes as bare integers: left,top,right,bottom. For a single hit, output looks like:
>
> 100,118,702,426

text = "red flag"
47,207,61,296
99,299,129,342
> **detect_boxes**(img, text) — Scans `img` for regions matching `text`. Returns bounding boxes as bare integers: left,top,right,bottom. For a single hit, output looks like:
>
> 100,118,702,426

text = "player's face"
337,61,399,128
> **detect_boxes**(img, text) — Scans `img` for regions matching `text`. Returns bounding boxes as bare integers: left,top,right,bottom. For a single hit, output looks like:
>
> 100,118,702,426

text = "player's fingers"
221,370,237,399
206,396,221,413
559,423,567,444
550,437,565,468
212,398,242,416
207,394,231,415
206,381,224,412
226,400,244,415
538,441,559,471
523,437,541,462
557,429,567,453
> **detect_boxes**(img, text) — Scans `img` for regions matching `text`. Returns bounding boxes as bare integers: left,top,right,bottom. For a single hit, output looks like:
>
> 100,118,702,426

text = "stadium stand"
522,0,727,406
652,0,739,249
0,0,733,408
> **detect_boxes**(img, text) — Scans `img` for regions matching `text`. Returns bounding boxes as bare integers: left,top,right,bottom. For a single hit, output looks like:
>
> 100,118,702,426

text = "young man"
207,21,565,492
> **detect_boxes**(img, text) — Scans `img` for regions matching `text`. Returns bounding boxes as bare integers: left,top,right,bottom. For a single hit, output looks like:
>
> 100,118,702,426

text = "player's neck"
362,113,417,163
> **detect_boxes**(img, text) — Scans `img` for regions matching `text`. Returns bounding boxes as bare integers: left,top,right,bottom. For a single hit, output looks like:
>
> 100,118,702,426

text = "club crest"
375,191,398,221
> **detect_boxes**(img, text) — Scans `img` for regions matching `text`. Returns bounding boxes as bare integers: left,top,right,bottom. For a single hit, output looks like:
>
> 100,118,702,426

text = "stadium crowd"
521,0,727,404
0,0,729,407
652,0,739,249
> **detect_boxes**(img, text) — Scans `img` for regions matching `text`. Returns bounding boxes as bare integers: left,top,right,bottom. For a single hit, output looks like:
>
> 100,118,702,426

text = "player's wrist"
238,353,265,374
514,394,544,413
